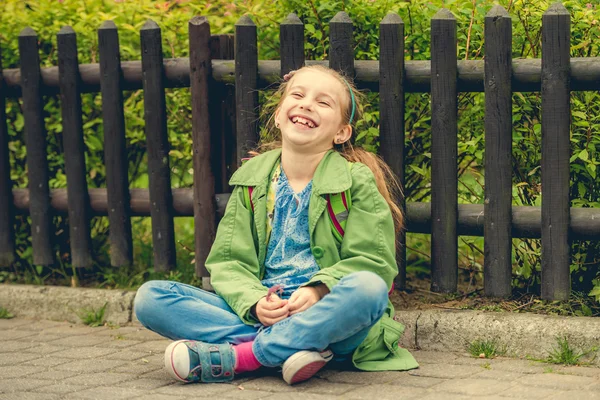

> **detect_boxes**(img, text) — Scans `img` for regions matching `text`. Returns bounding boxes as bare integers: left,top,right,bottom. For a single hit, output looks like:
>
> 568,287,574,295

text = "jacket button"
312,246,324,259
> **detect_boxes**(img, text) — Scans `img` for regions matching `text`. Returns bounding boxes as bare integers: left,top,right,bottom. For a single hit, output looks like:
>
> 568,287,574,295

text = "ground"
1,316,600,399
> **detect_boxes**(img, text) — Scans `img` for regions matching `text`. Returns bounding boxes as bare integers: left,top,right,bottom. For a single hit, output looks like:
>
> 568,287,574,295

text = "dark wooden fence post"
484,6,512,298
140,20,176,272
98,20,133,267
280,13,304,77
19,27,54,266
379,12,406,289
57,26,93,268
189,16,216,289
0,45,14,267
235,16,258,164
209,35,235,194
541,3,571,301
329,12,354,78
430,9,457,293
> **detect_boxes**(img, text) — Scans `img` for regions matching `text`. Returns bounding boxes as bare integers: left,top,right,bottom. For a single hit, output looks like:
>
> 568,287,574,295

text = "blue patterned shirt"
261,169,319,299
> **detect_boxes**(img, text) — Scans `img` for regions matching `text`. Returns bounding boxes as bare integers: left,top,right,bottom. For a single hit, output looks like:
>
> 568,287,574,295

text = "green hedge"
0,0,598,300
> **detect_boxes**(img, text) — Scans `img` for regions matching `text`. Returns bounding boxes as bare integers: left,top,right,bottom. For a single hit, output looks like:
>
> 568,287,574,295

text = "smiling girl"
133,65,418,385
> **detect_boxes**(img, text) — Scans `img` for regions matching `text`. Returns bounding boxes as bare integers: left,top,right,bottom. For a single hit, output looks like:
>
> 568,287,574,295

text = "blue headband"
343,79,356,124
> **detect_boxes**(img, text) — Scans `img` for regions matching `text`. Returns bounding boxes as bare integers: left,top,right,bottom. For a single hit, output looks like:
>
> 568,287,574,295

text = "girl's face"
275,69,352,153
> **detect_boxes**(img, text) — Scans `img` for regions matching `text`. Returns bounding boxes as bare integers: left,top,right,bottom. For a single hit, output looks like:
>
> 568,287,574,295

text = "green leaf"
578,149,589,162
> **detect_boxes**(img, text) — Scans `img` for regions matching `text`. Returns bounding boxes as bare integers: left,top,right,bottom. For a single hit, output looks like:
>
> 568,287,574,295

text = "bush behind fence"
4,0,599,298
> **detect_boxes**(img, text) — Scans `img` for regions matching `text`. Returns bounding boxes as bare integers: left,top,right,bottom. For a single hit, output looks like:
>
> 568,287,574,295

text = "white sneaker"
282,350,333,385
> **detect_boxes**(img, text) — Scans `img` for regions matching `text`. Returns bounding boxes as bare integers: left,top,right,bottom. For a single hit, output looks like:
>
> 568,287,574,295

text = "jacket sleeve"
205,185,268,325
307,163,398,290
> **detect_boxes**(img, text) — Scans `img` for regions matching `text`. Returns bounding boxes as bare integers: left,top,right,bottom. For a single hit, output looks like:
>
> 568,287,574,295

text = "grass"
546,336,593,366
77,302,107,327
0,307,14,319
468,339,504,359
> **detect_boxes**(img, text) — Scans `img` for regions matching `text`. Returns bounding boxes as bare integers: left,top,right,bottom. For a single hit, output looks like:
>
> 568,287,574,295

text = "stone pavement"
1,317,599,400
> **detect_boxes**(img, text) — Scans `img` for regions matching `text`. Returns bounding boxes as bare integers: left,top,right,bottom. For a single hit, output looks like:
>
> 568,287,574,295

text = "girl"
134,65,418,385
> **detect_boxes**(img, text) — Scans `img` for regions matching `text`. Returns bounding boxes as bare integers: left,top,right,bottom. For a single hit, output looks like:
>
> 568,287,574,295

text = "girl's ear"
335,124,353,145
274,107,281,127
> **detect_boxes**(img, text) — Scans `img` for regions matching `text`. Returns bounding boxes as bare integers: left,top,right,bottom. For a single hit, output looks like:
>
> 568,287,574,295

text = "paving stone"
104,349,149,361
546,390,600,400
153,382,236,396
559,365,600,378
35,370,85,381
54,359,127,373
63,386,149,399
17,334,64,343
101,339,145,349
473,369,524,381
490,359,550,374
295,378,358,395
431,378,515,396
140,368,174,380
126,339,171,354
132,395,188,400
93,326,147,336
121,329,166,341
408,363,485,379
30,383,88,395
0,378,51,393
21,344,70,356
131,395,188,400
39,325,109,335
386,374,448,388
0,340,36,352
412,350,458,364
516,372,598,390
112,360,164,376
13,320,65,331
0,318,35,329
238,376,300,392
259,394,342,400
343,384,428,400
20,356,74,368
0,393,60,400
0,330,37,340
49,346,118,359
46,335,112,347
0,352,38,366
452,355,503,366
497,384,561,399
320,370,405,384
60,372,135,387
116,377,174,390
220,388,279,399
0,365,41,379
419,395,506,400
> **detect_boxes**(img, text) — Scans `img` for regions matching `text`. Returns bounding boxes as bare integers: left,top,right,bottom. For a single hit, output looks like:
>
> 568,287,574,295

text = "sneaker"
164,340,235,383
282,349,333,385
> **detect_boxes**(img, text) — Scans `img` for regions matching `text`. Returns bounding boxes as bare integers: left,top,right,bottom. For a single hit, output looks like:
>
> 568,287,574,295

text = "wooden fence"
1,4,600,300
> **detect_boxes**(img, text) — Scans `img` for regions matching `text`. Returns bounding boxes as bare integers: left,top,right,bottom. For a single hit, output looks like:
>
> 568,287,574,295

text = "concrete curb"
2,284,600,365
397,310,600,365
0,284,135,326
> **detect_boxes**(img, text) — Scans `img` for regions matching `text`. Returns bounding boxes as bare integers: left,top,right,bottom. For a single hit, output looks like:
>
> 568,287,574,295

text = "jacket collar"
229,148,352,195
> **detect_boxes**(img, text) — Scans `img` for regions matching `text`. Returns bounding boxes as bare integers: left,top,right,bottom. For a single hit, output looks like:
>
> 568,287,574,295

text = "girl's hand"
288,285,328,315
255,294,289,326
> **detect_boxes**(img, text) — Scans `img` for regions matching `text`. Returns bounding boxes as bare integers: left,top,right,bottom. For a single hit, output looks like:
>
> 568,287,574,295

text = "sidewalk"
1,317,599,399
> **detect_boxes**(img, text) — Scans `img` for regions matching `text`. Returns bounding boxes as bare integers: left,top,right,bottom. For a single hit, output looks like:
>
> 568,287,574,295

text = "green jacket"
205,148,418,371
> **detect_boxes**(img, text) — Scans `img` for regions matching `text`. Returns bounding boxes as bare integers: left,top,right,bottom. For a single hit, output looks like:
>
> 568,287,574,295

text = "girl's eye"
291,92,303,98
319,101,330,106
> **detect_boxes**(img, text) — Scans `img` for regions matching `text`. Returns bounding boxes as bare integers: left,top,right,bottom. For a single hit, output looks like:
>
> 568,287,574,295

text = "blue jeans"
134,271,388,367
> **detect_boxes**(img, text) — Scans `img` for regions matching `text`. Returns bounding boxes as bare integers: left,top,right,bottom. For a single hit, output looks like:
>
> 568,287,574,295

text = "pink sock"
233,341,262,373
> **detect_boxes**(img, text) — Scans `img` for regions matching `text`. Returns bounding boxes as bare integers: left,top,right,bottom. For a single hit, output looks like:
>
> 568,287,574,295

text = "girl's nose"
298,98,313,110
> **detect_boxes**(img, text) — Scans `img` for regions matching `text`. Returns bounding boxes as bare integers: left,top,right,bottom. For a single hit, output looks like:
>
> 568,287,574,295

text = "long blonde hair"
254,65,404,234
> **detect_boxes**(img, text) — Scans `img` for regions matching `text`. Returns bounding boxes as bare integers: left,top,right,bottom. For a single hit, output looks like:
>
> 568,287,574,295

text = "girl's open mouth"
290,115,317,128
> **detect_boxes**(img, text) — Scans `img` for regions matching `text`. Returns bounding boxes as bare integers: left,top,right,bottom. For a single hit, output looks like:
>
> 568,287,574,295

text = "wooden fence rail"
1,5,599,300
